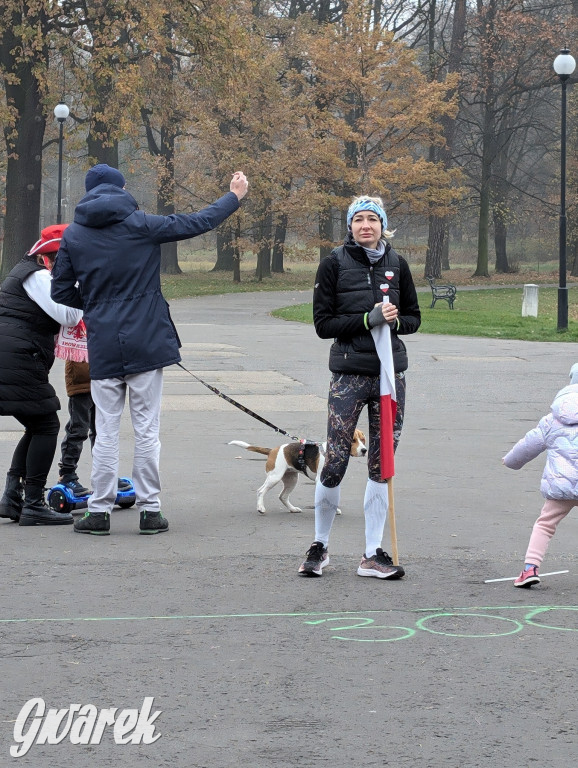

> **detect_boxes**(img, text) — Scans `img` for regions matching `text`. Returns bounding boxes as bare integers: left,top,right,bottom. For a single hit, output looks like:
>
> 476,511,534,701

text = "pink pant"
525,498,577,565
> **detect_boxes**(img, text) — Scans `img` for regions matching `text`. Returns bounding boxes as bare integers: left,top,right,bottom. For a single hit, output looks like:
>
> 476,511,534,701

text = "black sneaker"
298,541,329,577
357,548,405,579
74,511,110,535
63,479,91,497
139,510,168,535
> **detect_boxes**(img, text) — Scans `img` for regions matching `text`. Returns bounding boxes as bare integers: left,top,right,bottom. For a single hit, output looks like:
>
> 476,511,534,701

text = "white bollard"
522,284,539,317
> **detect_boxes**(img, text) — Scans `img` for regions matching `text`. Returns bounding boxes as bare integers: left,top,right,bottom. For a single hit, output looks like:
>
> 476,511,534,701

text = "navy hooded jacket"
51,184,240,380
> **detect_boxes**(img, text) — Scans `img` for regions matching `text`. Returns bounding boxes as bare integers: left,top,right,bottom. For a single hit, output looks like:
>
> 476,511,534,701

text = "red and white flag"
370,286,397,479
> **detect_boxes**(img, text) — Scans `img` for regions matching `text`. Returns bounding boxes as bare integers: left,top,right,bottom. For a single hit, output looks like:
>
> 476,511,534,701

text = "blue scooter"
47,477,136,515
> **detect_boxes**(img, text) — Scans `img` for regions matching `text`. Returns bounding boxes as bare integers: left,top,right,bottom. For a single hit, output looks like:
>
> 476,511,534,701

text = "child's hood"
550,384,578,425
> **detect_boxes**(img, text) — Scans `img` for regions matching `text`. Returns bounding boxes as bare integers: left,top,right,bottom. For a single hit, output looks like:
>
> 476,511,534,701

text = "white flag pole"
484,570,569,583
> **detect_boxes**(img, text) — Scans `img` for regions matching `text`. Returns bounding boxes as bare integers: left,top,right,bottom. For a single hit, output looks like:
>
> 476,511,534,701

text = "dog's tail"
228,440,271,457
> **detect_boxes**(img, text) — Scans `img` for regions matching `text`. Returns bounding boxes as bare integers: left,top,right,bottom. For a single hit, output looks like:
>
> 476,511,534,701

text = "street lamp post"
53,102,70,224
553,49,576,332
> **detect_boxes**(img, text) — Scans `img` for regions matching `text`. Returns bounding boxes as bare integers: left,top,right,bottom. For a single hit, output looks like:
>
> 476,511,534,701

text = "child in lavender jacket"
503,382,578,588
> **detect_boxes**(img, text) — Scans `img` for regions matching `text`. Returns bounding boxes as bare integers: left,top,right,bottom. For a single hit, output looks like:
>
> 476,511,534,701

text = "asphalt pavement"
1,289,577,767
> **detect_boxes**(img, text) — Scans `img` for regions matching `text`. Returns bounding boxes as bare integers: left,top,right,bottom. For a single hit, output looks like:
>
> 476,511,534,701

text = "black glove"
368,305,387,328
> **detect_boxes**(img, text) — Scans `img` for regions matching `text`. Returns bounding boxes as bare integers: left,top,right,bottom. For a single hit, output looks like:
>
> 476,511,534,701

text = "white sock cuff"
363,478,388,558
314,481,340,546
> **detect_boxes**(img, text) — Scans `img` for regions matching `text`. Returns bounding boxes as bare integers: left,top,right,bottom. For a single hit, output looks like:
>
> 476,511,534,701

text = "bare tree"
424,0,467,278
0,3,51,276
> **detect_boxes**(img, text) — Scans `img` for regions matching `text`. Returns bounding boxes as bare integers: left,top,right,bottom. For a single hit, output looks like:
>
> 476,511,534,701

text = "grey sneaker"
298,541,329,577
139,510,168,535
357,548,405,579
74,511,110,535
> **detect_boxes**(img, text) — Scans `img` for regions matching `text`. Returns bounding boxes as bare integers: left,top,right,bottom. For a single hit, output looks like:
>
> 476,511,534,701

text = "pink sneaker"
513,566,540,588
357,548,405,579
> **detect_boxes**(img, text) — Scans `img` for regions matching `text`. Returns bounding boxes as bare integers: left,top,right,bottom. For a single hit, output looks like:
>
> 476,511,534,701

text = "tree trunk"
318,205,333,262
442,228,450,271
491,106,514,273
272,212,288,273
474,171,491,278
475,106,495,278
255,205,273,280
473,0,497,279
340,208,348,241
426,215,447,277
493,212,508,273
233,216,242,283
213,227,235,270
425,214,444,278
425,1,442,277
424,0,466,278
157,126,181,275
0,15,48,277
492,141,510,274
86,74,119,166
86,132,118,167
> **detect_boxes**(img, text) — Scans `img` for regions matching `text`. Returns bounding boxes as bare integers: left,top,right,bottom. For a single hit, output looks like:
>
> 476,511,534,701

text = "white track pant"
88,369,163,514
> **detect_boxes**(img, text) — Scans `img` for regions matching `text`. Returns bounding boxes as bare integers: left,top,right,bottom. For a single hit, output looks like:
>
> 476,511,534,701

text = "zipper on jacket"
368,265,379,302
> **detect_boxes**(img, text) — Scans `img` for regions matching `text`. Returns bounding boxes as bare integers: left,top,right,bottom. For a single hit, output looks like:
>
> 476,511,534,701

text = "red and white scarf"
55,319,89,362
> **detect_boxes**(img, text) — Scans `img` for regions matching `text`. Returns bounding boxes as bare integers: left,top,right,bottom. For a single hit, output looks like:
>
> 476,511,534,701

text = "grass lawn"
270,287,578,342
160,259,578,341
160,268,315,298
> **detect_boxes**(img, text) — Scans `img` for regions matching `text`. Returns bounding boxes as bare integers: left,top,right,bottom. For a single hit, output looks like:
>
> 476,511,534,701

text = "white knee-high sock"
364,479,388,557
314,482,340,547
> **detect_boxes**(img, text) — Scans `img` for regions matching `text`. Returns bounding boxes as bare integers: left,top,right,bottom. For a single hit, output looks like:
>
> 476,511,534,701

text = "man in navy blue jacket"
51,164,248,535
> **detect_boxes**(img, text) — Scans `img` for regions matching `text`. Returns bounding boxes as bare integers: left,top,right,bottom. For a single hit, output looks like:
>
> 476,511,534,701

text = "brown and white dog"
229,429,367,515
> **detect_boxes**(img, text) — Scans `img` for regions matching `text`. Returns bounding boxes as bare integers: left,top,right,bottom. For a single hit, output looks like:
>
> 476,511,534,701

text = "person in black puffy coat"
51,164,249,536
0,225,83,526
298,196,421,580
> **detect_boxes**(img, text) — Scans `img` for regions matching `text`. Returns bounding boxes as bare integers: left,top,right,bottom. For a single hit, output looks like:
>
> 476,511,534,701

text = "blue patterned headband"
347,200,387,231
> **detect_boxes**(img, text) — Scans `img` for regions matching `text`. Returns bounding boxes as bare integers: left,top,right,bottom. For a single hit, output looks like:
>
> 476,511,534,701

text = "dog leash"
176,362,317,443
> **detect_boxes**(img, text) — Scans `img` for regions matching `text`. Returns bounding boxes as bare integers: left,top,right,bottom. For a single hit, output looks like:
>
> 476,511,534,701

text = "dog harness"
296,440,321,476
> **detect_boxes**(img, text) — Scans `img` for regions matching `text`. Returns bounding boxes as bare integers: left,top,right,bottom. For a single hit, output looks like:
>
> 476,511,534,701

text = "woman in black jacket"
298,196,421,579
0,225,83,526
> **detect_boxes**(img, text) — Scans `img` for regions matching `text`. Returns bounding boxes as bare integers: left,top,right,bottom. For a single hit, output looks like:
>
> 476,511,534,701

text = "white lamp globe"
53,103,70,121
554,49,576,77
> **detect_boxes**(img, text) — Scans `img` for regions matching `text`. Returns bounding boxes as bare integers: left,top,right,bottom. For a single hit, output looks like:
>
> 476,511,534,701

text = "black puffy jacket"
0,258,61,416
313,235,421,375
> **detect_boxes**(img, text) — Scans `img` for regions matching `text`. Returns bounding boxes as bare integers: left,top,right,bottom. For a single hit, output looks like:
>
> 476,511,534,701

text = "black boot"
0,473,24,522
19,483,73,526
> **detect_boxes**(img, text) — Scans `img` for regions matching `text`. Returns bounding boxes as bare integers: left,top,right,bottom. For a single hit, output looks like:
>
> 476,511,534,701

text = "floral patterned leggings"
319,372,406,488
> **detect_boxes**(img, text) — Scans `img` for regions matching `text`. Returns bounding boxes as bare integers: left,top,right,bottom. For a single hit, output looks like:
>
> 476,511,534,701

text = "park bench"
426,276,457,309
